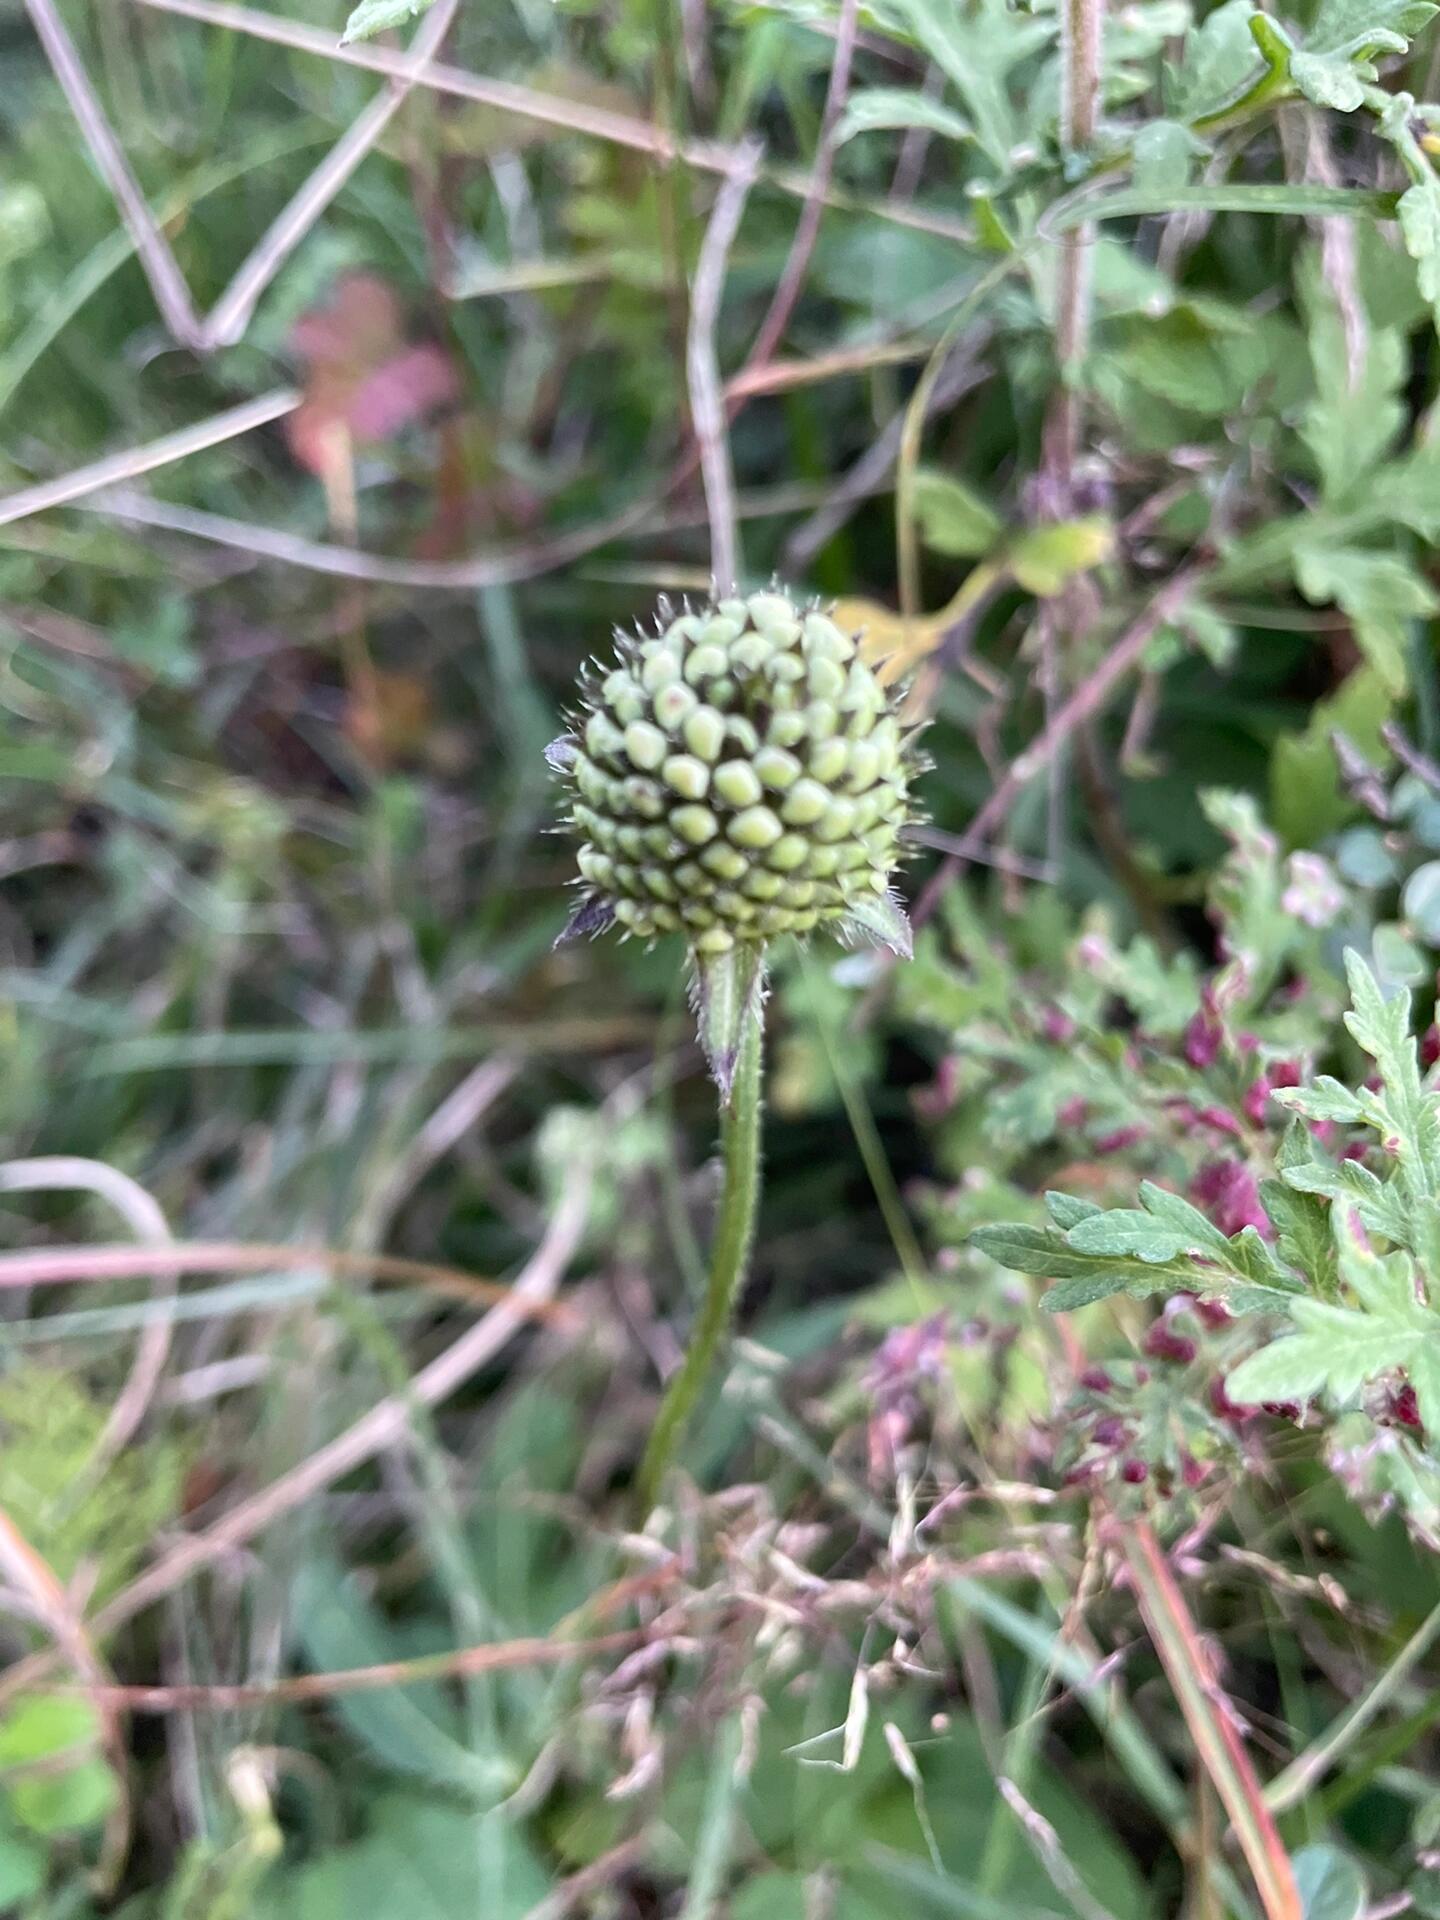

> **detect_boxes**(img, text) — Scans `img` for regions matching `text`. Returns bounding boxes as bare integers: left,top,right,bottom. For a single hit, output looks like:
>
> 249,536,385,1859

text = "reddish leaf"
286,272,458,476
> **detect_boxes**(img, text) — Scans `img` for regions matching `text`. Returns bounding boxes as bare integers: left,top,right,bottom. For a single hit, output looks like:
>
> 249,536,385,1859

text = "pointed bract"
840,889,913,959
545,734,578,773
691,943,768,1101
555,894,615,946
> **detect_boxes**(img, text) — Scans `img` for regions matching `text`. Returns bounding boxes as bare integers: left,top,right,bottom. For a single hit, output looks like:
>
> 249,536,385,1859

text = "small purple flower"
1143,1324,1198,1366
1184,1007,1224,1069
1190,1159,1271,1238
1094,1124,1146,1155
1244,1060,1300,1125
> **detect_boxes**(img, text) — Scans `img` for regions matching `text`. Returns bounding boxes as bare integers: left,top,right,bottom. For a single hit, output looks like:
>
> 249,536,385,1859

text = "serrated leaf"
1269,665,1394,847
883,0,1054,164
1281,1156,1412,1247
1226,1222,1306,1291
1045,1191,1103,1228
1226,1338,1334,1406
1166,0,1268,120
1229,1284,1439,1413
1293,547,1433,693
969,1223,1078,1274
1136,1179,1235,1254
1290,50,1367,108
836,88,974,145
1041,1264,1200,1311
969,1222,1207,1308
1064,1211,1196,1262
1226,1284,1309,1315
1307,0,1436,53
1398,175,1440,326
1257,1177,1327,1274
341,0,435,41
1288,0,1430,112
1273,1078,1369,1124
1335,1211,1426,1320
1342,950,1440,1190
1411,1193,1440,1278
1278,1118,1317,1171
1201,785,1296,992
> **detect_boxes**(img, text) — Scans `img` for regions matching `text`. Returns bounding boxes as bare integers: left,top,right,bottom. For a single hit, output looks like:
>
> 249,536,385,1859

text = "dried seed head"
550,588,921,1091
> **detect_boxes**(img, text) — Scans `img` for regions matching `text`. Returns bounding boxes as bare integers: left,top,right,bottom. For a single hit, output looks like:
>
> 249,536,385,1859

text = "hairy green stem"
639,1012,764,1509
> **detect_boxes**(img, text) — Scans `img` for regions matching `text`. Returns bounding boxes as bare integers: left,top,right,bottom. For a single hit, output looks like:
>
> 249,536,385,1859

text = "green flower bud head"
549,589,920,1094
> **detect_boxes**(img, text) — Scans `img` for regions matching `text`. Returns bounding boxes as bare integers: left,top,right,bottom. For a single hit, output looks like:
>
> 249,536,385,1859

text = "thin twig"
783,350,987,572
28,0,460,354
724,335,936,400
687,142,763,593
0,1165,592,1706
1382,720,1440,794
0,1239,578,1319
0,1158,173,1465
83,1628,645,1713
351,1055,519,1249
86,482,650,588
746,0,859,370
518,1836,650,1920
905,826,1054,881
202,0,461,346
84,390,911,591
679,0,715,117
0,389,298,529
912,565,1206,926
1038,0,1104,509
125,0,973,249
24,0,204,349
889,65,945,203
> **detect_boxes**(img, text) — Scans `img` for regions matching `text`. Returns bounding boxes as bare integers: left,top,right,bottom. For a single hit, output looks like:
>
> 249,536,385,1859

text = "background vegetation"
5,0,1440,1911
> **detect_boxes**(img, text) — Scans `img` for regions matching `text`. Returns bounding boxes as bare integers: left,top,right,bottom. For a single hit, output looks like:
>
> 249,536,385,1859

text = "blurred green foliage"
5,0,1440,1910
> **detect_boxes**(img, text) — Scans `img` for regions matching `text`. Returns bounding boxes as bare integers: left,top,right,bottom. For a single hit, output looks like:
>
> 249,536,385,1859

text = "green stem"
638,1010,764,1510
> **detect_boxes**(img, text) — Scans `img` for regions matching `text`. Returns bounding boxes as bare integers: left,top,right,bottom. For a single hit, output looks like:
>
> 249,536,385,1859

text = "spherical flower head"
548,588,920,1092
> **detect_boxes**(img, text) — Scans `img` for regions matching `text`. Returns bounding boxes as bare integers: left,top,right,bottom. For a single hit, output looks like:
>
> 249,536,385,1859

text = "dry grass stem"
687,144,763,594
0,1158,174,1465
0,390,299,529
0,1163,593,1706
